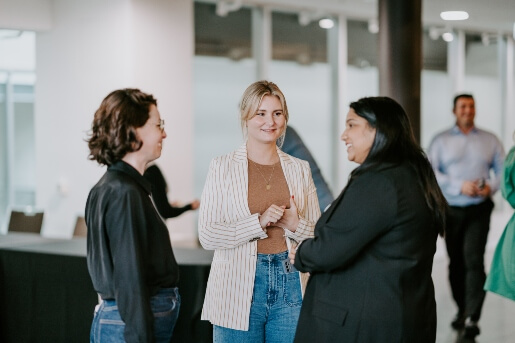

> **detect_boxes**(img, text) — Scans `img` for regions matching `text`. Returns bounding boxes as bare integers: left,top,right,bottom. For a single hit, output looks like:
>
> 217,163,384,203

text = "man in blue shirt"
428,94,505,342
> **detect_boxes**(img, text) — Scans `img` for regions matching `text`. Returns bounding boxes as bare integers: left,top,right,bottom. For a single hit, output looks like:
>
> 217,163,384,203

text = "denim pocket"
151,289,181,343
150,291,180,317
98,304,124,323
283,272,302,306
94,305,125,342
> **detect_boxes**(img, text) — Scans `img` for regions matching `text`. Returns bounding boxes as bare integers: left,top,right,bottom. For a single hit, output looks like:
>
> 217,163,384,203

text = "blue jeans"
214,251,302,343
90,287,180,343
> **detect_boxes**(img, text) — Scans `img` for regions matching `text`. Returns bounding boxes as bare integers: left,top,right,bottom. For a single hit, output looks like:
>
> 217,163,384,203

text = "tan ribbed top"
248,159,290,254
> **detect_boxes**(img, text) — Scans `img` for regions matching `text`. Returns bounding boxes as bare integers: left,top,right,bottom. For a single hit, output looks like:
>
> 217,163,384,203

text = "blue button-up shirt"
428,125,505,207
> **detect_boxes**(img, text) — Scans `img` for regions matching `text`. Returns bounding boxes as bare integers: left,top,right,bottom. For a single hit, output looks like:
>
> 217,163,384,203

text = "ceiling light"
481,33,491,46
442,32,454,42
429,27,440,40
429,26,453,41
368,19,379,34
298,11,311,26
440,11,469,21
319,18,334,29
215,0,242,17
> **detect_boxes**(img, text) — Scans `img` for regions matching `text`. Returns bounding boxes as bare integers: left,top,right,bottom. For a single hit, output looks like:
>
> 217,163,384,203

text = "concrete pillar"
328,15,349,191
448,30,466,93
252,7,272,81
378,0,422,142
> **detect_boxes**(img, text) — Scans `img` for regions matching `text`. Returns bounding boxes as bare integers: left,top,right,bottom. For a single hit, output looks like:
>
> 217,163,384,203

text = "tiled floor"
433,209,515,343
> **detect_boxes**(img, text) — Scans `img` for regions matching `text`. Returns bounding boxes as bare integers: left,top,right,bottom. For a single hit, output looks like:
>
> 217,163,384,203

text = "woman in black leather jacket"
85,88,180,343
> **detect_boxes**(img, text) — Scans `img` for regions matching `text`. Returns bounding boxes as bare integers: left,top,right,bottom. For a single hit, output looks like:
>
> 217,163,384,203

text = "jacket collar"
451,125,478,135
109,160,152,195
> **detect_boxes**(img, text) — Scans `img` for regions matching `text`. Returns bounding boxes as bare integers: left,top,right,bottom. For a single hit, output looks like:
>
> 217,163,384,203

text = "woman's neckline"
248,158,280,166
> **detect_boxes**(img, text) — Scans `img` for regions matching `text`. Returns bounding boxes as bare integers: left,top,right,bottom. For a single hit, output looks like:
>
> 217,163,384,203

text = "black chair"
73,216,87,237
7,210,44,234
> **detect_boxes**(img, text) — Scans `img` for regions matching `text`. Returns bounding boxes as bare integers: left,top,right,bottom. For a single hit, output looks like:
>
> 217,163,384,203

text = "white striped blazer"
198,143,321,331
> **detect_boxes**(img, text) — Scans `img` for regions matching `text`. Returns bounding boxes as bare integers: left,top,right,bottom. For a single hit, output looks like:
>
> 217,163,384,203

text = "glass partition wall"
0,30,36,231
193,3,336,194
0,81,7,228
194,2,508,199
193,4,255,196
0,73,36,231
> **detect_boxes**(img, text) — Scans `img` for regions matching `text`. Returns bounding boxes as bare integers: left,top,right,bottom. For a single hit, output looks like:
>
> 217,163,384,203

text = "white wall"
0,0,52,31
0,31,36,72
129,0,196,243
28,0,195,239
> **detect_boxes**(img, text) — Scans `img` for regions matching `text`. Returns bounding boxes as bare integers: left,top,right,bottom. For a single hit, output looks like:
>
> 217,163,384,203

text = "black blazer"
294,163,438,343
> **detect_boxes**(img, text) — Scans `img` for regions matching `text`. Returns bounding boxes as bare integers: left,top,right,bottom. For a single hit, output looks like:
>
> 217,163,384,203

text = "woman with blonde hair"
198,80,320,342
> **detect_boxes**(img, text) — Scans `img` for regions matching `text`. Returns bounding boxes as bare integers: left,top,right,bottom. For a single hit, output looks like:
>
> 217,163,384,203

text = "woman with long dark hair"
291,96,447,342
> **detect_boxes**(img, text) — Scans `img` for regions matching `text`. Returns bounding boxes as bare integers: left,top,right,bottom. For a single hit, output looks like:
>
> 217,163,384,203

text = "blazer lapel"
232,143,252,217
278,148,295,196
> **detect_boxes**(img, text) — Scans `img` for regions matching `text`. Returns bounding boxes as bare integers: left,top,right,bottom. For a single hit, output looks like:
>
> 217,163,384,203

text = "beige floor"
433,209,515,343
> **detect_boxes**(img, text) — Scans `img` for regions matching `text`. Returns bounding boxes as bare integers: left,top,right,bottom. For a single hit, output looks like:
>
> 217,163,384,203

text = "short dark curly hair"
87,88,157,166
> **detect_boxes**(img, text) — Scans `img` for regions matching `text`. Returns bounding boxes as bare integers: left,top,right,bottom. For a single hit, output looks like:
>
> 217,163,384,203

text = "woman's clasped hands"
259,195,300,232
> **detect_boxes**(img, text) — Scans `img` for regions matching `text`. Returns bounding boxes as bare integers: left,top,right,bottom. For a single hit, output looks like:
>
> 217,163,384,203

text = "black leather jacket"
85,160,179,342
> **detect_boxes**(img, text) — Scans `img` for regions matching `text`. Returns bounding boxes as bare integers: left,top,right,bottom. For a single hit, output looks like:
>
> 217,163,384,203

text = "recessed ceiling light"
368,19,379,34
319,18,334,29
440,11,469,21
442,32,454,42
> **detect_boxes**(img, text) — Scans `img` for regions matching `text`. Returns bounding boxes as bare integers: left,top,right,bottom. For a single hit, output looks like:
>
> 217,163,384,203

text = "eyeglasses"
156,119,165,132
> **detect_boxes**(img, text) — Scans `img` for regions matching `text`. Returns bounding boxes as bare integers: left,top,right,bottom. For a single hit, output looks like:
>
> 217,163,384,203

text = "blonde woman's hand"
277,195,300,232
259,204,286,230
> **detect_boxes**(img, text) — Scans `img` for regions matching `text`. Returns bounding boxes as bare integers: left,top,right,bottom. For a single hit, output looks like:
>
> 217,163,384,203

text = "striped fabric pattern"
198,144,321,331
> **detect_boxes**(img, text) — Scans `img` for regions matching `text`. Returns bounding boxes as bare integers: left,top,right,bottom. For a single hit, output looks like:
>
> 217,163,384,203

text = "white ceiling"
208,0,515,35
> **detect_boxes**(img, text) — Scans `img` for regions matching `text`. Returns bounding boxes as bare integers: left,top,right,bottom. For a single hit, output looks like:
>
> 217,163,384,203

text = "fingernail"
292,195,294,199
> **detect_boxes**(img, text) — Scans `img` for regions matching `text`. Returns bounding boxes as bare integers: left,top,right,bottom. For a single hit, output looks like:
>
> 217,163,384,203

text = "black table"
0,232,213,343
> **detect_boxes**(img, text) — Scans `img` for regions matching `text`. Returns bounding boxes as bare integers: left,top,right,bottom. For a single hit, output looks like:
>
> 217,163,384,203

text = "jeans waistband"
257,250,288,261
152,287,179,296
102,287,178,306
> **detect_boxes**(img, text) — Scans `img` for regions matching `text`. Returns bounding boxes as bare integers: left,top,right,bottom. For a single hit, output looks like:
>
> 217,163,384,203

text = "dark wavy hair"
87,88,157,166
348,97,447,236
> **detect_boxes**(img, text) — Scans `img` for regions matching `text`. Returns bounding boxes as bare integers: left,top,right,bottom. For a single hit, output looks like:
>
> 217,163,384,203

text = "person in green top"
484,131,515,302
